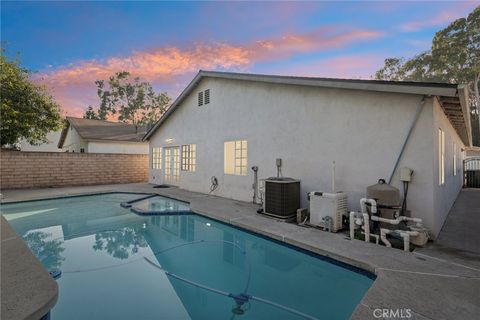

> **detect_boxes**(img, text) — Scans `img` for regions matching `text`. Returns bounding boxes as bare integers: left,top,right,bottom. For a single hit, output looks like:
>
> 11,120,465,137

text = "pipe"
362,232,379,245
388,96,426,184
349,211,356,240
251,166,259,204
332,161,336,193
362,213,370,243
370,215,422,225
360,198,377,214
399,230,419,252
380,228,393,248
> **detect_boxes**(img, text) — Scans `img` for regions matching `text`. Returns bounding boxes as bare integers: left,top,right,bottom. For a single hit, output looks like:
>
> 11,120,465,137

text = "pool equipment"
49,269,62,280
366,179,401,224
144,257,318,320
262,177,300,219
349,198,429,251
57,230,318,320
308,191,347,232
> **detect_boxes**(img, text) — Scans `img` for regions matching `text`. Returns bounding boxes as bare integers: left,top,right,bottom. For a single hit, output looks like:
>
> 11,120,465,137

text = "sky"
2,1,479,117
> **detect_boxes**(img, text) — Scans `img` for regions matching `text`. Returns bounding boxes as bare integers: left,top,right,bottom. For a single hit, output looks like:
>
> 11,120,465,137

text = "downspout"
388,96,426,184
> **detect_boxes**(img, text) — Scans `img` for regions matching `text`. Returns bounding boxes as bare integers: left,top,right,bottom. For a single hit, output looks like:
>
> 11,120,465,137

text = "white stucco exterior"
61,127,148,154
148,77,467,239
20,131,63,152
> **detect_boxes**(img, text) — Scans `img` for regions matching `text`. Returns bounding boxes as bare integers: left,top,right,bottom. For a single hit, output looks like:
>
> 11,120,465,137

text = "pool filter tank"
366,179,401,228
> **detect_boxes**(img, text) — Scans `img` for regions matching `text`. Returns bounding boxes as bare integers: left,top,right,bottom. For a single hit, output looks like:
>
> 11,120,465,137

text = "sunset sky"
2,1,479,117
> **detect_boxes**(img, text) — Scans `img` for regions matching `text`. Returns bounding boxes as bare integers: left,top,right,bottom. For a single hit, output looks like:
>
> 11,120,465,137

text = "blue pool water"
1,193,373,320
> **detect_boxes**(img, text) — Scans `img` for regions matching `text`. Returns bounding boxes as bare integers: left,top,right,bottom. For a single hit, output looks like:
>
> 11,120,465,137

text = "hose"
209,176,219,193
144,257,319,320
43,228,318,319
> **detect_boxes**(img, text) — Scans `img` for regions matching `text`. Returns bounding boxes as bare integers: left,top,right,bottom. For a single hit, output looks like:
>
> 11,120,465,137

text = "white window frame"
224,140,247,176
181,144,196,172
152,147,162,169
438,129,445,185
453,142,457,176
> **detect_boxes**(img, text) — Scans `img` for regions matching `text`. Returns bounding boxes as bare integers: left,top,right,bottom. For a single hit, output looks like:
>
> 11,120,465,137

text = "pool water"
1,193,373,320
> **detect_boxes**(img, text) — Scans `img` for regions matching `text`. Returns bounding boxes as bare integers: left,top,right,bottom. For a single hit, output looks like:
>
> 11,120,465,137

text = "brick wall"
0,150,148,189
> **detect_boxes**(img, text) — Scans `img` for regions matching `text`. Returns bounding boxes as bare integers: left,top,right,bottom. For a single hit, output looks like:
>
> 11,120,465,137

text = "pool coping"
1,216,58,320
2,183,480,320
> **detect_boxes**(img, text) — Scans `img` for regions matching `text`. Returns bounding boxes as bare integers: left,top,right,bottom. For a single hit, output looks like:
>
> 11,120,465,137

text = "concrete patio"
1,183,479,320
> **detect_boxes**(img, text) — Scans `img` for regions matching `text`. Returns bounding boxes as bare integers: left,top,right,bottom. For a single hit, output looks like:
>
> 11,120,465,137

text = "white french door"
164,146,180,185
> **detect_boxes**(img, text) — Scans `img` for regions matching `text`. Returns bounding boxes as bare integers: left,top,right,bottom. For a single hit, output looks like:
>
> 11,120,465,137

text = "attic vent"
198,91,204,106
204,89,210,104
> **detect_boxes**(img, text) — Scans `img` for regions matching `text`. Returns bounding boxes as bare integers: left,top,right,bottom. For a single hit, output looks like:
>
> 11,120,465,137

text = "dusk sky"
2,1,479,117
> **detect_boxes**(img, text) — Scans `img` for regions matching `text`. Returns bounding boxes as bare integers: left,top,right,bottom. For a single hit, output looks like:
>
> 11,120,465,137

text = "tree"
1,50,62,148
83,71,171,125
375,7,480,145
83,106,100,120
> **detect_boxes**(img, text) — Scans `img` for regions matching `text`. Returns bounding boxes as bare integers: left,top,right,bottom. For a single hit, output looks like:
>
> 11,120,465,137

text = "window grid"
181,144,196,172
173,147,180,182
164,148,172,183
152,147,162,169
234,140,247,175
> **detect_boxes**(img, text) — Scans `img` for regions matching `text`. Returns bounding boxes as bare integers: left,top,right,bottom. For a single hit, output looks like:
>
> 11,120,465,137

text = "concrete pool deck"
1,183,479,320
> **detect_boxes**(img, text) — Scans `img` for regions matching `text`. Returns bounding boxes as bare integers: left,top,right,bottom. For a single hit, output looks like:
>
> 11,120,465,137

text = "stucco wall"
0,150,148,189
62,127,87,152
20,130,63,152
431,98,465,236
149,78,462,238
87,141,149,154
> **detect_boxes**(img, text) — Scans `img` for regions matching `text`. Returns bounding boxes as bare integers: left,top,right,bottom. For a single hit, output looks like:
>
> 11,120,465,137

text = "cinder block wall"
0,150,148,189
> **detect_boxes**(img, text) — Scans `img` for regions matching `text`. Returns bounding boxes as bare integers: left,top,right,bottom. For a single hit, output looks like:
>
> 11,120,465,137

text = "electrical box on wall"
400,167,413,182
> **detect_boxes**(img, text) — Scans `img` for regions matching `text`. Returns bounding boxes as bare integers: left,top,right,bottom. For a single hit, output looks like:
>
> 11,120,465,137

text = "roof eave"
57,120,70,148
458,84,473,147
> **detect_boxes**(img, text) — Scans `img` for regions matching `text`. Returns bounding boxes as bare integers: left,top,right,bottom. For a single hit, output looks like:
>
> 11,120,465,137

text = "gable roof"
58,117,147,148
143,70,472,145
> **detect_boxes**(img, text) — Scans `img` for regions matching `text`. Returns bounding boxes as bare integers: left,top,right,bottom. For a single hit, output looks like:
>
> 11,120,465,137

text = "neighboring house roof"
143,70,472,146
58,117,147,148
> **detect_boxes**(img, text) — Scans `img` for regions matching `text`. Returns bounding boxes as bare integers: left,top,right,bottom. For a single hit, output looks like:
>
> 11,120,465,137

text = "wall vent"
204,89,210,104
198,91,204,106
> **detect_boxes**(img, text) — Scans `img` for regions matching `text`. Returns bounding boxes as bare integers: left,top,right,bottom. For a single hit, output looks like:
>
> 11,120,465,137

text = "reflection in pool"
1,193,374,320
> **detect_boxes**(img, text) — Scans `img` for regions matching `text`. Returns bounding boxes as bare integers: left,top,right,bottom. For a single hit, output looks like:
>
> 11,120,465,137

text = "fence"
464,157,480,188
0,150,149,189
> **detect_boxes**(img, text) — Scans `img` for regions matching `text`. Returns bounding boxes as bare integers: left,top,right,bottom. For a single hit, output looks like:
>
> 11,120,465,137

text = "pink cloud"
35,26,383,117
261,54,384,79
400,2,478,32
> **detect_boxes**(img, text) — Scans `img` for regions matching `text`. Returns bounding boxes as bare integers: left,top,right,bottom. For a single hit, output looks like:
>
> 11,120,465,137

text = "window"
438,129,445,185
181,144,196,171
224,140,247,175
204,89,210,104
80,148,85,153
198,91,204,106
453,143,457,176
152,147,162,169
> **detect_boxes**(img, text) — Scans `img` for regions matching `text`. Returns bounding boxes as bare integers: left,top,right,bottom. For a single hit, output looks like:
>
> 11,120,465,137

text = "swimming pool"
1,193,373,320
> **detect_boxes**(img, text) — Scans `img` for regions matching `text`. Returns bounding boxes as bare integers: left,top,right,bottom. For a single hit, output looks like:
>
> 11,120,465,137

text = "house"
58,117,149,154
19,130,63,152
143,70,472,239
